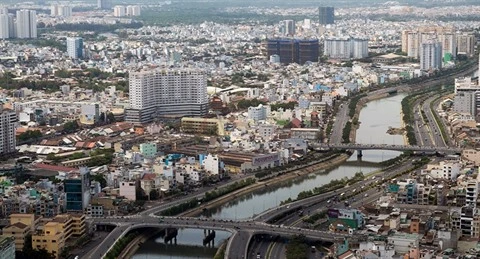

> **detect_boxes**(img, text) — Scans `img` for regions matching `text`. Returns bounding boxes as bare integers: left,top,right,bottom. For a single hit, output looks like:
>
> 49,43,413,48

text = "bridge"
89,215,348,259
86,159,418,259
310,143,462,154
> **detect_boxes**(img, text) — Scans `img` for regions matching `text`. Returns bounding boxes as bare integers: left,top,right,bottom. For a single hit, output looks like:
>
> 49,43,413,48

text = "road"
329,102,349,144
250,159,417,259
87,215,348,259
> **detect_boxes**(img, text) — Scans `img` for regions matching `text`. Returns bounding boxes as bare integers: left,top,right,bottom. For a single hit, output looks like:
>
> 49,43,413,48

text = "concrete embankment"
120,153,349,257
119,229,162,259
182,153,350,217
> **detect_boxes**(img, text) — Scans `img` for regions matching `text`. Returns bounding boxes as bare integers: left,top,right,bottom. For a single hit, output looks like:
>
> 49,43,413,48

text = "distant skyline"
0,0,479,8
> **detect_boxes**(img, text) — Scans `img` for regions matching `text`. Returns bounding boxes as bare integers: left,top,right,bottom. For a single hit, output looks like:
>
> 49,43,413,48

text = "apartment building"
126,69,209,124
0,108,17,156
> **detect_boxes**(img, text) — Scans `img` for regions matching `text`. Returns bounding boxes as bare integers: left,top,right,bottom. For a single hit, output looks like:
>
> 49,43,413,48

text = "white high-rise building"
113,6,126,17
420,40,442,71
0,13,9,39
324,37,368,59
51,5,72,17
402,26,456,59
281,20,295,36
0,107,17,155
126,5,141,16
66,37,83,59
126,69,209,124
16,10,36,39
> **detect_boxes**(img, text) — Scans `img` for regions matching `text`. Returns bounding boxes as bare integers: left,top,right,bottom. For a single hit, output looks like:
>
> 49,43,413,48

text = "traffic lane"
261,159,416,222
140,175,256,216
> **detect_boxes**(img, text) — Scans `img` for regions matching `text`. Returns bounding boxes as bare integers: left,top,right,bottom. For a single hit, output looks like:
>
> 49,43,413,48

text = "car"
286,205,290,209
365,193,369,197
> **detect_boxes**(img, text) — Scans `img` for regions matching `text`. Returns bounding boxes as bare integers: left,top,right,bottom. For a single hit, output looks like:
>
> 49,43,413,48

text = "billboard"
252,153,280,166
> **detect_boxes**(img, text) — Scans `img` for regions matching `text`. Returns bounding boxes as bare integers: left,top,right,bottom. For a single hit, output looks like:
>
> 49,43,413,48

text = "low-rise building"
32,222,65,258
181,117,225,136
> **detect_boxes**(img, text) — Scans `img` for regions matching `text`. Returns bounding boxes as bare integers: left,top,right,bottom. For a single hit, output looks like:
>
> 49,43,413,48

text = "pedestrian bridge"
311,143,462,154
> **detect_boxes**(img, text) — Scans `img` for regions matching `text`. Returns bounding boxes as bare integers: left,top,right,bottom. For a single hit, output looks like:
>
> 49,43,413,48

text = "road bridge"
310,143,462,155
89,215,347,259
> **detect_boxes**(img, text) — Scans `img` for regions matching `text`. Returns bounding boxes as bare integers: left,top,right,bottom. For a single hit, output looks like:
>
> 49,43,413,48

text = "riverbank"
121,153,349,257
182,153,350,217
349,92,390,143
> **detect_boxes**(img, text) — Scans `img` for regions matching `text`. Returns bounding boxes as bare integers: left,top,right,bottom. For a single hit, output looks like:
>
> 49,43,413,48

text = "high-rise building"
318,7,334,25
97,0,111,10
126,5,141,16
15,10,36,39
266,38,319,65
453,77,480,120
50,5,72,17
324,37,369,59
420,40,442,71
280,20,295,36
402,26,456,59
125,69,209,124
0,13,9,39
64,168,90,212
0,107,16,156
66,37,83,59
113,5,126,17
457,33,476,56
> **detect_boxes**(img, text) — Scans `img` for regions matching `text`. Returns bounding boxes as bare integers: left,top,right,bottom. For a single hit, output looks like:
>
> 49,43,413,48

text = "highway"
248,159,417,259
88,215,348,259
422,95,449,147
329,101,349,144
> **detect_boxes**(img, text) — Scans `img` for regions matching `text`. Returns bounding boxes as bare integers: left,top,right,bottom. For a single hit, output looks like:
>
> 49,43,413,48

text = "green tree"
150,189,160,200
63,121,79,134
92,174,107,188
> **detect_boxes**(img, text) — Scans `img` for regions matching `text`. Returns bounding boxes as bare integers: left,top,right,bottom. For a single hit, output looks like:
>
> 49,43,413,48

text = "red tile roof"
34,163,77,172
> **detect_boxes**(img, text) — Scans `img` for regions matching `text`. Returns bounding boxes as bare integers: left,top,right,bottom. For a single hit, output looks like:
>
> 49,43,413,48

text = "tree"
63,121,79,134
92,174,107,188
106,112,116,123
150,189,160,200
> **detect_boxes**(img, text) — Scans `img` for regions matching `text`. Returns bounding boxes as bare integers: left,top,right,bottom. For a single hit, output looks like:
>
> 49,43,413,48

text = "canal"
133,93,407,258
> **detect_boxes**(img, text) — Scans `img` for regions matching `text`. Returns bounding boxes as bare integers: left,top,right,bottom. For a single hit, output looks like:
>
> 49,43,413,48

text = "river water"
133,93,407,258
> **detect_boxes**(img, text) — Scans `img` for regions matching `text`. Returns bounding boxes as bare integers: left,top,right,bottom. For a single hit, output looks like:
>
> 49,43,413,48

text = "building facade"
64,168,90,212
0,108,17,156
126,69,209,124
266,39,319,65
324,37,369,59
420,40,442,71
15,10,36,39
402,26,456,59
318,6,334,25
66,37,83,59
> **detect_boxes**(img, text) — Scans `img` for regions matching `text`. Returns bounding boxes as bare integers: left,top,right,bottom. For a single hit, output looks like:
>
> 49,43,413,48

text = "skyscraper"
0,13,9,39
402,26,456,59
0,107,17,155
318,7,334,25
267,39,319,65
280,20,295,36
324,37,369,59
97,0,112,10
66,37,83,59
420,40,442,71
15,10,36,39
64,168,90,212
125,69,209,124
